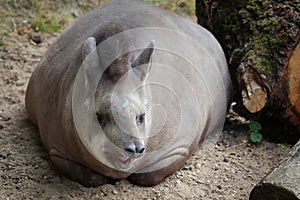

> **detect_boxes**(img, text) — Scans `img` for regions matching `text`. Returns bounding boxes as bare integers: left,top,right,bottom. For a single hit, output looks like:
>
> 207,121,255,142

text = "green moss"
246,28,288,75
209,0,250,58
239,0,291,76
205,0,298,78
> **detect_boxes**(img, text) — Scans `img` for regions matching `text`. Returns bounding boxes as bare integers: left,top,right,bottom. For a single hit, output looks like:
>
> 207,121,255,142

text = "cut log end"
242,83,267,113
286,41,300,128
238,64,268,113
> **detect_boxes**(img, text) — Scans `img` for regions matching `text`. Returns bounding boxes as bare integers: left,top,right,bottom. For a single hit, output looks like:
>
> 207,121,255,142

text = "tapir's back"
25,0,231,186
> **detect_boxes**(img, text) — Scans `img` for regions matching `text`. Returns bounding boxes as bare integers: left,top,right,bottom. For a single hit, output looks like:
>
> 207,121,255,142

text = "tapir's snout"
124,140,145,159
114,139,145,170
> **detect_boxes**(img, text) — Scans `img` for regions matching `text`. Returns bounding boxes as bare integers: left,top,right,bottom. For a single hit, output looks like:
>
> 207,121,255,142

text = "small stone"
212,164,219,171
112,190,118,195
28,32,42,44
71,9,79,18
223,177,229,182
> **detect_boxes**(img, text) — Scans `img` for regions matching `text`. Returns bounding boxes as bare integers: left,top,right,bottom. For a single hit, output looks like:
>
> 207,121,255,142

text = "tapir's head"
82,37,154,170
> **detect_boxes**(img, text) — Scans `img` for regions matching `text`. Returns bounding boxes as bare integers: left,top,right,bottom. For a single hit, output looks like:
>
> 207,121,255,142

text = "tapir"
25,0,231,186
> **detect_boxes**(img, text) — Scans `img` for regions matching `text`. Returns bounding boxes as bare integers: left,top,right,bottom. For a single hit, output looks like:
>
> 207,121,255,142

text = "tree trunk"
249,140,300,200
195,0,300,143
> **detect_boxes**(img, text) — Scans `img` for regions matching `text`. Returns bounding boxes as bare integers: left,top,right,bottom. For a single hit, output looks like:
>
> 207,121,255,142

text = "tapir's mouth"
116,155,133,170
118,155,132,167
115,151,145,170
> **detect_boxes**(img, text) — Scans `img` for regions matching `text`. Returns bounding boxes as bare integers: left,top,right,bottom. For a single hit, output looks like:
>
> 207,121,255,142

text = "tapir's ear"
81,37,101,89
82,37,97,60
132,41,154,81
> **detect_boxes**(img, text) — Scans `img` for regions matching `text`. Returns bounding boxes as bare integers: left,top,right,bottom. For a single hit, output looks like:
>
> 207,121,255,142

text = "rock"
28,32,42,44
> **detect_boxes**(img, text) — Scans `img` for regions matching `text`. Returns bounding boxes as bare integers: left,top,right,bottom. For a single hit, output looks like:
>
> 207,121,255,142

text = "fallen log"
195,0,300,143
249,140,300,200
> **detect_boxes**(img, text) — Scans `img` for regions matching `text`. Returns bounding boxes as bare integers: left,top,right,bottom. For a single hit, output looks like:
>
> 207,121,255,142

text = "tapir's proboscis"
25,0,231,186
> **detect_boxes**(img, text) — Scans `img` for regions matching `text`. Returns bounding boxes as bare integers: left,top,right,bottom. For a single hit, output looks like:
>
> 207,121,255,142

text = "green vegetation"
144,0,195,16
0,0,195,45
276,143,285,149
32,14,66,33
30,0,195,33
30,1,72,33
249,120,263,143
32,13,73,33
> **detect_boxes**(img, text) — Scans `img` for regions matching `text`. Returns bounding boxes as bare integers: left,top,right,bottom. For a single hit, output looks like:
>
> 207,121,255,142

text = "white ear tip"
82,37,97,59
84,37,96,48
149,40,155,49
86,37,96,44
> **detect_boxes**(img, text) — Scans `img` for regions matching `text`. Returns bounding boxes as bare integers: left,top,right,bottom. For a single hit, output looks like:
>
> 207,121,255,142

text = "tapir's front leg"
50,149,109,187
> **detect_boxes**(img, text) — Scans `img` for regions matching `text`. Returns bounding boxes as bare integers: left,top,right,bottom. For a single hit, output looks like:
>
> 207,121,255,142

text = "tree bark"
249,140,300,200
196,0,300,143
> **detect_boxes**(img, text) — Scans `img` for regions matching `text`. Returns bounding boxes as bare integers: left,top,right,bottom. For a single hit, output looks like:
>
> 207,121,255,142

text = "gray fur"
25,0,231,186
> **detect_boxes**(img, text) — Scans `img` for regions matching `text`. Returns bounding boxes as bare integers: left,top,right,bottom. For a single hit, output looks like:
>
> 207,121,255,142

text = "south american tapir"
25,0,231,186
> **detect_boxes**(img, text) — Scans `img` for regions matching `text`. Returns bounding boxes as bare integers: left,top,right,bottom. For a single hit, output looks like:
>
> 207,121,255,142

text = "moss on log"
196,0,300,143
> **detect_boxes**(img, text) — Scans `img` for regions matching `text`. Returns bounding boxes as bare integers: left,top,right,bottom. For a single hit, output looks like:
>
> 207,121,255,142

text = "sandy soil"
0,2,293,199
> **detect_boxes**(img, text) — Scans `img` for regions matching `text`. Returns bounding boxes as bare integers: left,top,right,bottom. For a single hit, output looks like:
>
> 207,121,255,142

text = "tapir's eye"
136,113,145,126
96,113,104,126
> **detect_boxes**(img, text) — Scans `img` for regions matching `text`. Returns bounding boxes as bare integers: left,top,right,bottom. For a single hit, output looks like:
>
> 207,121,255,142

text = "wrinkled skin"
25,0,231,186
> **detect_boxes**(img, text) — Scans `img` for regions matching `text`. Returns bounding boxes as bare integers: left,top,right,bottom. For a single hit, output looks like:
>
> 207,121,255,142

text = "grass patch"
30,0,74,33
32,14,67,33
144,0,195,16
30,0,195,33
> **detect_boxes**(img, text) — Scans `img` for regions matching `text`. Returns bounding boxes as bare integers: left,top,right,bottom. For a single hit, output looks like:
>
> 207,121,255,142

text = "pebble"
28,32,42,44
112,190,118,195
223,177,229,182
212,164,219,171
71,9,79,18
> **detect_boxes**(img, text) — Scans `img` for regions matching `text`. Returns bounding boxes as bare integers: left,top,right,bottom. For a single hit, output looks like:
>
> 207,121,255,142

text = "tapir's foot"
128,149,194,186
50,149,109,187
128,160,186,186
128,172,166,186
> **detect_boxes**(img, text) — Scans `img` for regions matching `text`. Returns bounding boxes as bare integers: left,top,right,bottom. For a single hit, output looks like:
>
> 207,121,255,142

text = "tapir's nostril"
136,145,145,154
124,142,145,157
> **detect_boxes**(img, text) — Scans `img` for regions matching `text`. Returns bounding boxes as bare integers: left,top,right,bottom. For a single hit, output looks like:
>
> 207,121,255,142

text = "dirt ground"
0,1,293,199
